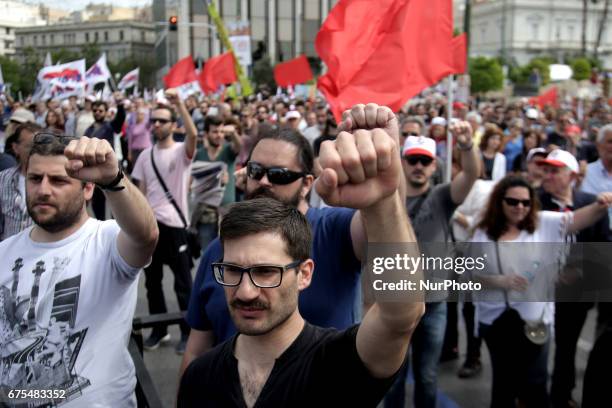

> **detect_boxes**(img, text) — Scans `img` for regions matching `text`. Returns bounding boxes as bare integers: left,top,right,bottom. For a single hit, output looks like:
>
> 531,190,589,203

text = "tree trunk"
582,0,589,56
594,0,611,60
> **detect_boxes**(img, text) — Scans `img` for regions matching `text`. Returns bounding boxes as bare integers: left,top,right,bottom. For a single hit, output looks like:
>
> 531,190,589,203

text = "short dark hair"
224,117,242,135
8,122,43,147
92,101,108,111
249,128,314,174
153,106,177,122
204,115,223,132
220,197,312,262
476,175,540,240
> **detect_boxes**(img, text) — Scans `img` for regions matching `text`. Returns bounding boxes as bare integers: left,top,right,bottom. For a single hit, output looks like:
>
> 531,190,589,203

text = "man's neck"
235,311,304,365
157,136,174,149
297,200,309,215
549,187,573,206
205,142,223,159
405,181,430,198
30,210,90,243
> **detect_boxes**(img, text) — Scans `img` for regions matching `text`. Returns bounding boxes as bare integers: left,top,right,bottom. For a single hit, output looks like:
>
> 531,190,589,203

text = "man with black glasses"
178,147,423,406
131,88,197,354
0,133,158,407
178,103,403,379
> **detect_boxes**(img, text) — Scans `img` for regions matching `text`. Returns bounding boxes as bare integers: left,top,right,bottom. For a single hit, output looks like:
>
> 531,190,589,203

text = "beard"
246,185,302,208
27,193,85,233
154,130,172,141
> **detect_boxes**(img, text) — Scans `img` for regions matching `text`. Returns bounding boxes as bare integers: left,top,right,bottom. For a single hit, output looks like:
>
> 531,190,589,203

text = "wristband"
96,168,125,191
457,141,474,151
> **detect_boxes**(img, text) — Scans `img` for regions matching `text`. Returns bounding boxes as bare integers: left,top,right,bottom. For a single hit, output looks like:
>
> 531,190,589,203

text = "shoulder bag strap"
150,148,188,228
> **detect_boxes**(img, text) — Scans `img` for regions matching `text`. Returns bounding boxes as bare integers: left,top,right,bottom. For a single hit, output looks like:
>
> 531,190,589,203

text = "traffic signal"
169,16,178,31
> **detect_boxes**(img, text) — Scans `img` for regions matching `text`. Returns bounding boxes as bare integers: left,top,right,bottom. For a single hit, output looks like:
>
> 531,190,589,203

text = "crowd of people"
0,84,611,408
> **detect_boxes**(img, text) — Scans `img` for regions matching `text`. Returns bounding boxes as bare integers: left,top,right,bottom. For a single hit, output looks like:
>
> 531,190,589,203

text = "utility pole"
464,0,471,56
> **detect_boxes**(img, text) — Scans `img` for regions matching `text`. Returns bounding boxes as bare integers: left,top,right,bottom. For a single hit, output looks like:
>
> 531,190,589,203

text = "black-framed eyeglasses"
33,132,76,146
404,155,434,167
247,161,307,185
212,260,303,288
150,118,171,125
402,131,420,137
503,197,531,207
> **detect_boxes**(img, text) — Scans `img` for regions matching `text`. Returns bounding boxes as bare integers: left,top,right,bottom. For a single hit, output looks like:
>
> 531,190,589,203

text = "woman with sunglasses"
469,175,612,407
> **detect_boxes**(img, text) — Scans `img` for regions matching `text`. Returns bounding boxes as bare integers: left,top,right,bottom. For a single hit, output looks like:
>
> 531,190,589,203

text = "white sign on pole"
227,21,252,67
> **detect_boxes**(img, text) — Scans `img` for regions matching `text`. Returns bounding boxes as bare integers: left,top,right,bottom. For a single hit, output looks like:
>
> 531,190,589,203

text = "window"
86,32,90,42
19,37,24,46
94,32,98,42
104,31,108,42
119,30,124,41
531,23,539,40
5,27,9,35
41,34,45,45
33,35,37,46
4,40,11,50
50,34,54,44
141,30,145,42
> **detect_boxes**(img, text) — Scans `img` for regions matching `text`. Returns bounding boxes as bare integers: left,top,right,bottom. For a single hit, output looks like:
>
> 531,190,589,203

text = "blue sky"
38,0,152,11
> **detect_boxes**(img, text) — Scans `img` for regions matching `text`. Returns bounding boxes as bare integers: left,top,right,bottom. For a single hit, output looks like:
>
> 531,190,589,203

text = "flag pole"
446,75,454,183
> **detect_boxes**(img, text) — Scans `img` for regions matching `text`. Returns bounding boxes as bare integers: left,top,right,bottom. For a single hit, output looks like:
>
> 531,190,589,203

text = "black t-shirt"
178,323,397,408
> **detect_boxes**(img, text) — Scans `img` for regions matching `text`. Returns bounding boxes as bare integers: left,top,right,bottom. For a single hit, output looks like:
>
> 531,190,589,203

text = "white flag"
117,68,139,91
86,53,112,89
33,59,86,101
43,52,52,67
0,65,4,93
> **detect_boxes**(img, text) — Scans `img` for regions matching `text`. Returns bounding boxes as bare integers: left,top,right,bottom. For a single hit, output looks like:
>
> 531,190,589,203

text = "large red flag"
451,33,467,74
316,0,456,121
163,56,198,88
199,52,237,93
529,87,558,108
274,55,314,87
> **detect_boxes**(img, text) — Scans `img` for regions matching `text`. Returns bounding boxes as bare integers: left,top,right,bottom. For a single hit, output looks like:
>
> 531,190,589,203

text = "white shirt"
0,219,141,407
470,211,570,326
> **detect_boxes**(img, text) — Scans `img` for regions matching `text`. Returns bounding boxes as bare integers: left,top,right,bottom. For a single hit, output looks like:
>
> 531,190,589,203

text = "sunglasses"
150,118,171,125
503,197,531,207
33,132,76,146
247,161,307,185
404,155,434,167
402,131,420,137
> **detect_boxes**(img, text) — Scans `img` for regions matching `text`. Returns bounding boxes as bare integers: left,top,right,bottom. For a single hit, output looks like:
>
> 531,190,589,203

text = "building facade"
0,0,45,57
13,21,156,64
466,0,612,68
154,0,340,74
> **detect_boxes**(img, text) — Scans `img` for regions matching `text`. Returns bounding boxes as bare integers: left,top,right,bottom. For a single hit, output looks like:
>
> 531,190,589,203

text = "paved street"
135,265,596,408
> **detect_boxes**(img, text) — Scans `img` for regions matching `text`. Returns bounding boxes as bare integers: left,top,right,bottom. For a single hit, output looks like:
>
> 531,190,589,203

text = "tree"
571,57,592,80
81,43,102,68
51,48,79,65
108,55,156,89
508,56,554,86
252,55,276,90
468,57,503,94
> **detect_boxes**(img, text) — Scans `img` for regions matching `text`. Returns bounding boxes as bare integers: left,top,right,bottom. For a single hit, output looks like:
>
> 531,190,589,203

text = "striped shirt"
0,166,33,241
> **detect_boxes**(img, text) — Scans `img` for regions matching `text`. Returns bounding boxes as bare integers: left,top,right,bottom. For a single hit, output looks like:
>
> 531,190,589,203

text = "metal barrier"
130,312,185,408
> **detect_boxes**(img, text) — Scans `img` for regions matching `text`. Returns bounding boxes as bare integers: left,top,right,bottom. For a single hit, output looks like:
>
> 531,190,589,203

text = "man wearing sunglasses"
0,133,158,407
536,149,611,408
179,167,423,405
387,125,480,408
84,93,127,221
179,103,404,380
131,88,198,354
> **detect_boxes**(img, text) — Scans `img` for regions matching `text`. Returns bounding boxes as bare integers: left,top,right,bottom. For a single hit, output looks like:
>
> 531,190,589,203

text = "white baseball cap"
431,117,447,126
403,136,436,159
285,110,301,120
539,149,579,173
526,147,547,163
525,108,539,120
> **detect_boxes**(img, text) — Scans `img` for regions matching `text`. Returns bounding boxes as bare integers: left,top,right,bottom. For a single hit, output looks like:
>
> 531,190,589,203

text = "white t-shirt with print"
0,219,141,407
470,211,570,326
131,142,192,228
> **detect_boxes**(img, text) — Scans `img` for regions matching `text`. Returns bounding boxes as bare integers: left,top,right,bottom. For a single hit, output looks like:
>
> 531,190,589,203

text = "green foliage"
468,57,503,94
51,48,79,65
570,57,592,80
508,56,554,86
252,55,276,90
81,43,101,68
108,55,156,89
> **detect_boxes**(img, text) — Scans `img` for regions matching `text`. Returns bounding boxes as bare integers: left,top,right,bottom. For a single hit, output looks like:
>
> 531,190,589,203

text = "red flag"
529,87,558,108
163,56,198,88
274,55,314,87
316,0,456,122
199,52,237,93
451,33,467,74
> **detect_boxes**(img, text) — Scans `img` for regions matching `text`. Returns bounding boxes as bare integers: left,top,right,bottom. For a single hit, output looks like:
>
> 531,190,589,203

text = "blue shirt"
502,135,523,172
581,159,612,231
186,206,361,344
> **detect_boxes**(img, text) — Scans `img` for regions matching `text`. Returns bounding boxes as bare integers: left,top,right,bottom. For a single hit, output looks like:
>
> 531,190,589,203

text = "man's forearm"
176,102,197,157
361,192,424,330
104,178,158,244
460,146,480,180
